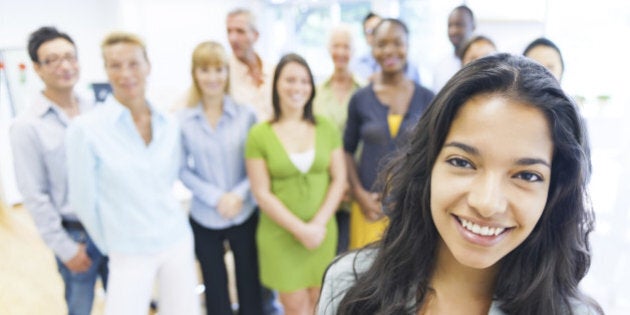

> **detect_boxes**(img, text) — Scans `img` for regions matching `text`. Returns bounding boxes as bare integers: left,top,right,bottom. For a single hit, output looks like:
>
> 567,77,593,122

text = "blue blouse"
66,96,190,255
179,96,258,229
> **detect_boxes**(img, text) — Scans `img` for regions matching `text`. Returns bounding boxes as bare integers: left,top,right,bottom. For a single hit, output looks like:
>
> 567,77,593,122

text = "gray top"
317,249,597,315
9,92,94,262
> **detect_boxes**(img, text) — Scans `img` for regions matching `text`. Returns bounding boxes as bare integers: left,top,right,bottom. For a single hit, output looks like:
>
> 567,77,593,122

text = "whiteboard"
1,48,42,205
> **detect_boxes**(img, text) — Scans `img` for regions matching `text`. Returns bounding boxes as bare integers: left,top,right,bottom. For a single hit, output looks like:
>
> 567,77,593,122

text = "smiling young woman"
246,53,347,315
317,53,602,315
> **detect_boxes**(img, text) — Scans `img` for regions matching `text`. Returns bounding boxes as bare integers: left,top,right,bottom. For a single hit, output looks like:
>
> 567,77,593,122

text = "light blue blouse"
178,96,257,229
66,96,190,255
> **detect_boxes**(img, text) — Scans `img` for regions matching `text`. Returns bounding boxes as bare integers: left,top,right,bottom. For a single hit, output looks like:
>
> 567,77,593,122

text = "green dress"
245,116,340,292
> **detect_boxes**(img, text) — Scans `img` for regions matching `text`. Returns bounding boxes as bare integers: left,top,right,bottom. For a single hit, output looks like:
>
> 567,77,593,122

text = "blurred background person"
179,41,262,315
227,9,280,313
246,54,346,315
66,32,199,315
351,12,421,85
432,5,476,93
9,26,108,315
523,37,564,82
227,8,274,122
459,34,497,66
313,24,362,254
344,19,434,250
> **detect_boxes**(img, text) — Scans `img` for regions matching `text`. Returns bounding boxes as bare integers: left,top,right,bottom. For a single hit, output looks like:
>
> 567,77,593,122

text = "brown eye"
514,172,543,182
447,157,474,169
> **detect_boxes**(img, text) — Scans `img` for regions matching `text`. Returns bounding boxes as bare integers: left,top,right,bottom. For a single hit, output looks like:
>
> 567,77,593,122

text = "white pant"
104,233,200,315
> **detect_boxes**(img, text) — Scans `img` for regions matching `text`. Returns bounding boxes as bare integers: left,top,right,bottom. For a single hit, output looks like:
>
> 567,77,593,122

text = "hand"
217,193,243,219
64,243,92,273
342,184,353,203
356,190,383,222
294,222,326,250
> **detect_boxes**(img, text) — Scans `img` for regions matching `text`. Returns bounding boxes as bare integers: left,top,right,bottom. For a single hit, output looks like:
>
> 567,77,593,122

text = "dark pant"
335,210,350,254
191,214,263,315
56,225,108,315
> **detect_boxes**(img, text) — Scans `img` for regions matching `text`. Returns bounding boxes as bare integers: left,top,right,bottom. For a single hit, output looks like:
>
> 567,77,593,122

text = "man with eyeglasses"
10,26,108,315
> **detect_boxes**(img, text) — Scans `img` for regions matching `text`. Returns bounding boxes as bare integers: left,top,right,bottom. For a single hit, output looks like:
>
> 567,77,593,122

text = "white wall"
0,0,267,109
0,0,118,95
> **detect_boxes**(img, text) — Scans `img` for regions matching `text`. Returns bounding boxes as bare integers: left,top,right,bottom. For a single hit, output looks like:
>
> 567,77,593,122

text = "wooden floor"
1,205,69,315
0,205,228,315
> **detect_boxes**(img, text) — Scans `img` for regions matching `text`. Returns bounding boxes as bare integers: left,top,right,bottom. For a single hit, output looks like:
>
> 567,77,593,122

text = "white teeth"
460,218,505,236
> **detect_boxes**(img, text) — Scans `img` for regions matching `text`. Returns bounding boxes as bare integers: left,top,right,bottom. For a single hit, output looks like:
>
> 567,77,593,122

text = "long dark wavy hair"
336,54,601,314
271,53,316,124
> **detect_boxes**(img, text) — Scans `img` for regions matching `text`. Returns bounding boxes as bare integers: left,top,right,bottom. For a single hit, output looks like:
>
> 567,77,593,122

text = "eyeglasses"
39,54,78,68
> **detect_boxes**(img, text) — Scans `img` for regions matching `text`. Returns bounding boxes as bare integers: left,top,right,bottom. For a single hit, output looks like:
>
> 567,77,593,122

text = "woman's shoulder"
412,82,435,100
318,248,378,315
225,96,256,116
332,247,376,270
175,105,200,122
324,248,378,291
350,84,375,100
489,297,602,315
569,298,603,315
315,115,336,129
249,120,270,131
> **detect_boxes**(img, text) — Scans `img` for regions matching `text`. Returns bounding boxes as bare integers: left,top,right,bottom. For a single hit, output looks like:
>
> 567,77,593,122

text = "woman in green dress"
246,53,346,315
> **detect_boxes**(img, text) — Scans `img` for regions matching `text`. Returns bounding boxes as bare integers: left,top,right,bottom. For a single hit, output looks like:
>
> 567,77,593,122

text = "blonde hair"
328,23,354,49
186,41,230,107
100,31,148,63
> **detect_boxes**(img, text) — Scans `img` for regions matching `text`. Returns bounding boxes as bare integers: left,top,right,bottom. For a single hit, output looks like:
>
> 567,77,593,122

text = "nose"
57,57,76,71
227,31,238,44
467,172,508,218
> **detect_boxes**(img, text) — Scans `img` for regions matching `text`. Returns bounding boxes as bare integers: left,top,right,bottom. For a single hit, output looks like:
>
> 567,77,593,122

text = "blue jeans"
262,286,283,315
56,227,108,315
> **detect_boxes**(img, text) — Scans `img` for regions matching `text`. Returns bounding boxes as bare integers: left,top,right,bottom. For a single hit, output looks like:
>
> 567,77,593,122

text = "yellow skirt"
349,202,389,249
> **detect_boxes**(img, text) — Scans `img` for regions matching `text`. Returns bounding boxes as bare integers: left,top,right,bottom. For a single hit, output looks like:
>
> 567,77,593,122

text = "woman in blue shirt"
179,41,262,315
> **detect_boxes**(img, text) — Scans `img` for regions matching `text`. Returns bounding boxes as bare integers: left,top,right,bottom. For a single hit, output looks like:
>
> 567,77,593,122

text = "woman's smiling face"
430,93,553,269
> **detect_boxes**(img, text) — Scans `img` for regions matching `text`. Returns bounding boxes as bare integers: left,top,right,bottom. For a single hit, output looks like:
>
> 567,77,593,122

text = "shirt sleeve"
319,116,342,151
316,252,367,315
343,92,361,154
245,123,265,159
317,264,339,315
231,110,258,199
9,120,79,262
65,122,107,254
179,133,225,207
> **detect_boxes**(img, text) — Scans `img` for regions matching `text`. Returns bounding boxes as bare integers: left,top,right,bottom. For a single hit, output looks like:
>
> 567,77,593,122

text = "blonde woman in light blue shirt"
66,32,199,315
178,41,263,315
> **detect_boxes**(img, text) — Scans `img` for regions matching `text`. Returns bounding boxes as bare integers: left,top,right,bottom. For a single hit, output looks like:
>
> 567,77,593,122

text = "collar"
31,91,89,117
180,95,238,122
102,94,165,125
230,53,269,75
321,74,364,88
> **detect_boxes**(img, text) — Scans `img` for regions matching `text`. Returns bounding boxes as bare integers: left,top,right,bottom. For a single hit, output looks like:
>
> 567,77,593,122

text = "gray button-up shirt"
9,92,94,262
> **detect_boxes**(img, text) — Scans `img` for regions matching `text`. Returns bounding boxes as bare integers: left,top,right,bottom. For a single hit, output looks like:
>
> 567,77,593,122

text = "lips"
453,215,511,246
382,57,400,68
290,94,307,104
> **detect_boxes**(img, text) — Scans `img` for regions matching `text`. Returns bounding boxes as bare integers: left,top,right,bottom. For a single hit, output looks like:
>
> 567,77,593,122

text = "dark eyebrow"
444,142,479,156
444,141,551,168
515,158,551,168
